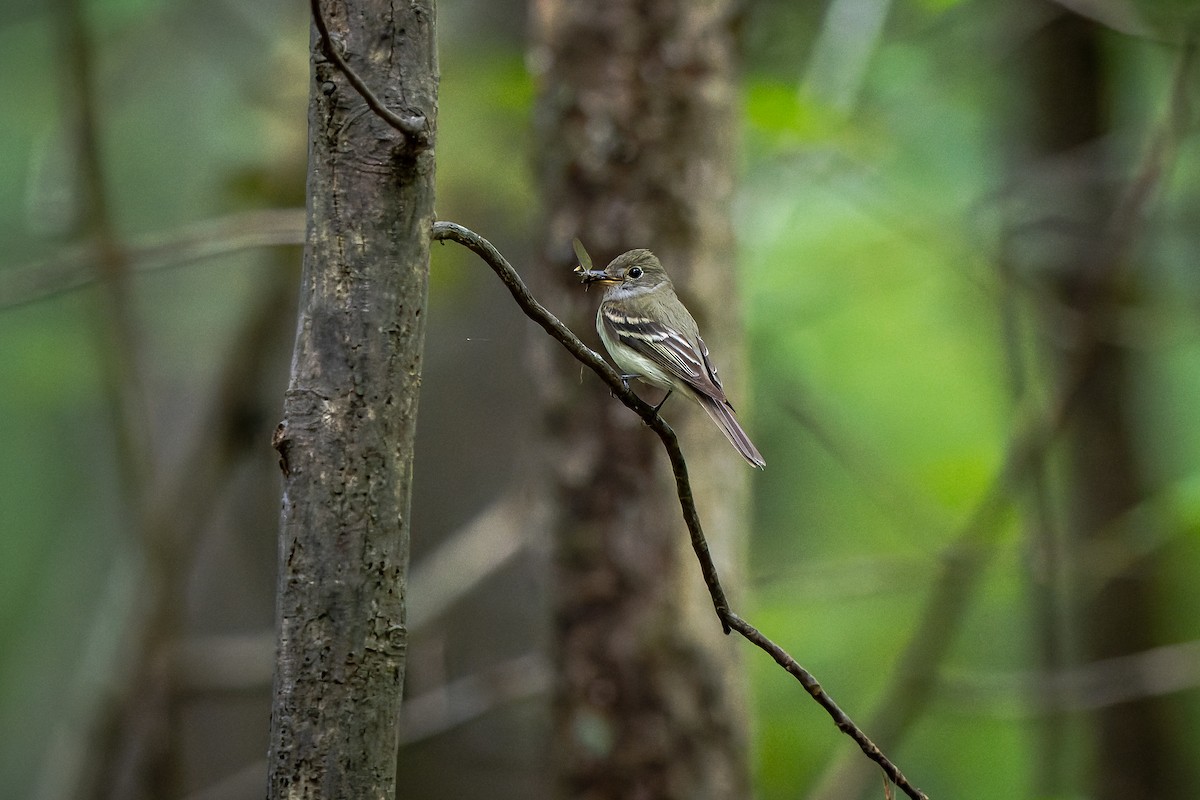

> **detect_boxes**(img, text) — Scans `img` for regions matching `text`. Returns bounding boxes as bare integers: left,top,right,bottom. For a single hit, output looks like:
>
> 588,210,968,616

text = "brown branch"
430,222,734,627
1097,36,1195,274
941,638,1200,715
0,208,305,310
397,653,552,745
430,221,928,800
309,0,429,143
407,491,535,630
182,651,552,800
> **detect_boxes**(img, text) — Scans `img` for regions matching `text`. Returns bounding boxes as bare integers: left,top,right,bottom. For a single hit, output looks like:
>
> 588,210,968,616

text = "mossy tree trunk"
530,1,753,798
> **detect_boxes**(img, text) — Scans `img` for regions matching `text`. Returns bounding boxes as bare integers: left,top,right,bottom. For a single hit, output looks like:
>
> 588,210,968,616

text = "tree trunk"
530,2,752,798
266,1,437,798
1012,8,1188,798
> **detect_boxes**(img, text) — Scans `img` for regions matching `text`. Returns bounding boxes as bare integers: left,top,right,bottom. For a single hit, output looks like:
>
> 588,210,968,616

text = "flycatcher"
576,247,765,469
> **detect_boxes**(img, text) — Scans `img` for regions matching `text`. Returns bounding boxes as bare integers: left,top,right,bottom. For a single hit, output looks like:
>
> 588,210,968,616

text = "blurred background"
3,0,1200,798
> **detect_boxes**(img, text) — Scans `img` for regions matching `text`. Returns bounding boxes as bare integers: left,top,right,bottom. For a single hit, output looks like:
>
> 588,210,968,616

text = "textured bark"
1015,9,1186,799
266,2,437,798
530,1,752,798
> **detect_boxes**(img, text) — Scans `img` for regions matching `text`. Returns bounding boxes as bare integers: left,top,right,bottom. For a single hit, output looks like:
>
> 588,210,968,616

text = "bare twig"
398,653,552,745
170,633,277,695
407,491,537,630
942,638,1200,716
1097,37,1195,274
181,651,552,800
180,761,266,800
430,223,734,628
308,0,429,143
998,211,1071,800
430,221,928,800
1,208,305,309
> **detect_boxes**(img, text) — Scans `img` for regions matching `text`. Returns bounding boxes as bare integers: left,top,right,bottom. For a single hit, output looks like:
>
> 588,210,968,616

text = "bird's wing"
600,306,728,402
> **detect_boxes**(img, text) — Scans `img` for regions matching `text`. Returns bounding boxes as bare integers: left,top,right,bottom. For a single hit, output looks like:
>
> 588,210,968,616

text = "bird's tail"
695,393,765,469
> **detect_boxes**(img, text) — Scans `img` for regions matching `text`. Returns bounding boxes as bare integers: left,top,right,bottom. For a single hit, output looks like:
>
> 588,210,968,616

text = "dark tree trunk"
266,1,437,798
1012,8,1187,798
530,1,752,798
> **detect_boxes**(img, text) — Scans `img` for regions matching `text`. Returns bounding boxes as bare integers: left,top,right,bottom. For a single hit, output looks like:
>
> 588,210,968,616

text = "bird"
575,246,765,469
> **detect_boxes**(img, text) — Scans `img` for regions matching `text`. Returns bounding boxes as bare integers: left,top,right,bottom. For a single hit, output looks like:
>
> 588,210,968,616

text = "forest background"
2,0,1199,798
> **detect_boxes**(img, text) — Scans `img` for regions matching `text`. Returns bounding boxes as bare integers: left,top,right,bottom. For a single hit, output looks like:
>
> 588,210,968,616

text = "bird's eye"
628,267,643,279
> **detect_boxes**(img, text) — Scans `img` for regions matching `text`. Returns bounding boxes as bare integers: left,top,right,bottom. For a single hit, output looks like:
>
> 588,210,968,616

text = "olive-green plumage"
580,249,764,469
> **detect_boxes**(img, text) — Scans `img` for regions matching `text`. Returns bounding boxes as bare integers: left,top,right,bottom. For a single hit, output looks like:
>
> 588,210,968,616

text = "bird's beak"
575,266,619,285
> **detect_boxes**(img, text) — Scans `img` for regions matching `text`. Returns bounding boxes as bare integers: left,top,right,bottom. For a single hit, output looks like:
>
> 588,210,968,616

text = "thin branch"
32,553,141,800
941,638,1200,716
180,760,265,800
398,653,552,745
430,222,734,627
0,208,305,310
181,652,552,800
309,0,429,143
721,609,924,791
170,633,277,695
407,490,537,631
1097,36,1195,274
430,221,928,800
781,385,951,536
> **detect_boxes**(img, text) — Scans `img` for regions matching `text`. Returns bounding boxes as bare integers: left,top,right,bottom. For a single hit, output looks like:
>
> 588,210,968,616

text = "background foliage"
2,0,1199,798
